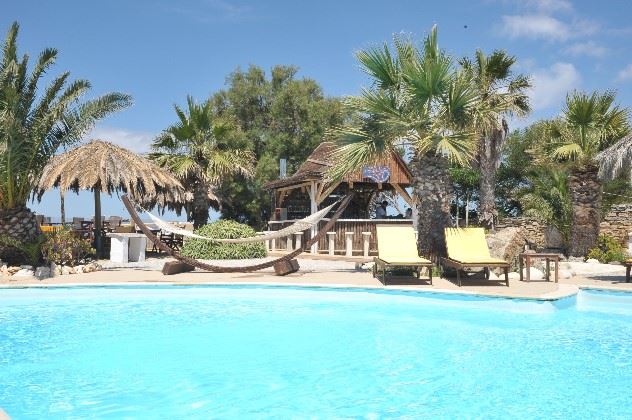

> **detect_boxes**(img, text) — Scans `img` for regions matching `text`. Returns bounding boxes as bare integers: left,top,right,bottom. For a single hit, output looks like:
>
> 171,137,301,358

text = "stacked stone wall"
600,203,632,248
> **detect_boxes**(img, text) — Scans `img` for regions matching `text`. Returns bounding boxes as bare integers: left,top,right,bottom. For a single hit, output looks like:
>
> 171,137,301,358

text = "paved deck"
1,257,630,300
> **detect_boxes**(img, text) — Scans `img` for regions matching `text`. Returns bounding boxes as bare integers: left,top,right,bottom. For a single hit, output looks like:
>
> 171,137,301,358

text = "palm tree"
328,26,479,259
0,22,131,251
544,90,630,256
150,96,255,228
460,50,531,230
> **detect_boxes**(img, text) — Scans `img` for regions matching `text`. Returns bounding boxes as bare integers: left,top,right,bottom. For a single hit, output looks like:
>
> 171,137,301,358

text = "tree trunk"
0,206,41,265
94,186,103,258
410,153,454,261
568,164,602,257
191,180,210,229
478,127,506,231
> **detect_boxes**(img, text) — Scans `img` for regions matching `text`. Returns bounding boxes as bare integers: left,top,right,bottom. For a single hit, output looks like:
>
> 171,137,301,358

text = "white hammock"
142,201,339,244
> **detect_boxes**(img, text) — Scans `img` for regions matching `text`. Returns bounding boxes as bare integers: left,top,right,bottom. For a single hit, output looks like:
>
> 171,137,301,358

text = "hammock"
139,200,339,244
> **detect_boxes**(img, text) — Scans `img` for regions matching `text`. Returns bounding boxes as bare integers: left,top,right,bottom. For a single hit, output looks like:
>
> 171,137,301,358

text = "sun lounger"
625,259,631,283
442,227,509,287
373,224,433,285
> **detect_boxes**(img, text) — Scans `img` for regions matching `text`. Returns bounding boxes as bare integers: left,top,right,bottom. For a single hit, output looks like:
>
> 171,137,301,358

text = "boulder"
521,267,544,280
34,266,51,280
74,265,85,274
507,272,521,281
486,227,527,269
20,265,33,270
558,269,573,279
61,266,76,275
586,258,600,264
13,268,34,277
7,266,21,275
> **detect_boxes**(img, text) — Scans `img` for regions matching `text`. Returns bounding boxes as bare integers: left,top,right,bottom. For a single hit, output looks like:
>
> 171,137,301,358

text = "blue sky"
3,0,632,221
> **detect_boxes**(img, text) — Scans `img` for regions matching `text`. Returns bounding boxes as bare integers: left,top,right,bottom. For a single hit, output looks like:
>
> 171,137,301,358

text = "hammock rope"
139,200,339,244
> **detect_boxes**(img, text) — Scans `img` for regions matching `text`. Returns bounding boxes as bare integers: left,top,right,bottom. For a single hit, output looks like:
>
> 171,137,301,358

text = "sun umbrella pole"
94,184,102,258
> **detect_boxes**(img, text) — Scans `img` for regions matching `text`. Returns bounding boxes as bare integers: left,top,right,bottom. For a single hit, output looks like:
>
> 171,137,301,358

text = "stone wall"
600,203,632,248
495,217,547,249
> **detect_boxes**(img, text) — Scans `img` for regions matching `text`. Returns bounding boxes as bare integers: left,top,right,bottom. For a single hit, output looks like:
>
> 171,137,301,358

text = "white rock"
13,269,34,277
508,272,521,281
54,266,62,275
20,265,33,270
34,266,51,279
585,258,600,264
558,269,573,279
61,266,76,275
74,265,85,274
488,271,499,281
521,267,544,280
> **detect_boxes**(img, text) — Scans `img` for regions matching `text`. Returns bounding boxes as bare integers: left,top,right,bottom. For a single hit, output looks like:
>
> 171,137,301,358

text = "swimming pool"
1,286,630,418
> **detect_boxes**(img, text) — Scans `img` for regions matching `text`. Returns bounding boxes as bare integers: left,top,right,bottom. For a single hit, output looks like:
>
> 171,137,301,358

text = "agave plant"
150,96,255,228
543,90,630,256
0,22,131,253
328,26,479,258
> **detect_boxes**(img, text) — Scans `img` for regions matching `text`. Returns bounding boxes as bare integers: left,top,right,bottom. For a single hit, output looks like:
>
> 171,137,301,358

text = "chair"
114,225,135,233
442,227,509,287
625,259,631,283
373,224,433,285
72,217,84,230
109,216,122,227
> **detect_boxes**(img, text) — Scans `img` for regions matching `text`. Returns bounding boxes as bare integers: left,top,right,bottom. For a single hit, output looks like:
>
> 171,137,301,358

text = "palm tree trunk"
410,153,454,261
191,180,210,229
0,206,41,265
478,128,505,231
94,185,103,258
568,163,602,257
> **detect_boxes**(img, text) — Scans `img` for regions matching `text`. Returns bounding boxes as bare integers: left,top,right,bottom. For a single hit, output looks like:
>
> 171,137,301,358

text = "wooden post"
94,184,102,258
294,232,303,250
271,237,276,251
362,232,371,257
309,181,318,254
327,232,336,256
345,232,354,257
286,235,293,252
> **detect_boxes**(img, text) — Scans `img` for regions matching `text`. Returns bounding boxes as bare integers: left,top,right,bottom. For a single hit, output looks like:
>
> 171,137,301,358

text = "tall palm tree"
460,50,531,230
0,22,131,250
544,90,630,256
150,96,255,228
328,26,479,259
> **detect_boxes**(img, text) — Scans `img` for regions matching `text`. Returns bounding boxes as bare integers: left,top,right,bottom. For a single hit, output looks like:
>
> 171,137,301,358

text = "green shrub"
181,220,267,260
586,234,628,263
41,228,94,267
0,234,45,266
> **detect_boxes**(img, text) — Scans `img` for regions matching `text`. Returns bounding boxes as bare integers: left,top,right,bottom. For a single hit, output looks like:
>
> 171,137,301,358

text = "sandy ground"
1,256,630,300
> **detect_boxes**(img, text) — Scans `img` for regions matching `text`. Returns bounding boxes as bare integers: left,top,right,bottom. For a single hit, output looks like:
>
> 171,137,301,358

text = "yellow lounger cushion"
376,224,431,264
444,227,508,265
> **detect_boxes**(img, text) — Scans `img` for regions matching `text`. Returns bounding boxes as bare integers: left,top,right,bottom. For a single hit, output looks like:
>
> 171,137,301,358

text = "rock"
74,265,85,274
521,267,544,281
13,268,34,277
20,265,33,270
586,258,600,264
54,265,62,276
558,269,573,279
7,266,21,275
488,271,499,281
608,261,622,265
61,266,76,275
50,262,58,277
508,272,521,281
568,256,584,262
34,266,51,279
486,227,527,269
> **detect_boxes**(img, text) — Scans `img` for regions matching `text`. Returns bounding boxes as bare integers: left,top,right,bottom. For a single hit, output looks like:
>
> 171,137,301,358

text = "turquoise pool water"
1,286,631,419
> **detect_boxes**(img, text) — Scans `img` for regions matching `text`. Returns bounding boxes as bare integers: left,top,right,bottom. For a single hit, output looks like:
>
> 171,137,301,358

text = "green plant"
586,234,628,263
0,234,44,266
41,229,94,267
181,220,267,260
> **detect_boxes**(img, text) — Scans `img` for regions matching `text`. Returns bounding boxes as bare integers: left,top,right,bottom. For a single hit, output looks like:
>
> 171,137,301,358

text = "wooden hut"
264,142,414,256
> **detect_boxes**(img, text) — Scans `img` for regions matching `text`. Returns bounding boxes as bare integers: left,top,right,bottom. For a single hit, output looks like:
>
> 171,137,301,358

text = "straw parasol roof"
37,140,189,256
37,140,188,208
597,133,632,182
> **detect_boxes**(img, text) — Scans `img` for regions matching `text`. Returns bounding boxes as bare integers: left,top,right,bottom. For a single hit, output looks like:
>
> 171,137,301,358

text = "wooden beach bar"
264,142,414,257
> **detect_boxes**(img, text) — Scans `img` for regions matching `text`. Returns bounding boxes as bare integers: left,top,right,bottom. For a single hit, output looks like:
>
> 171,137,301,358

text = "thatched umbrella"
37,140,187,256
597,133,632,182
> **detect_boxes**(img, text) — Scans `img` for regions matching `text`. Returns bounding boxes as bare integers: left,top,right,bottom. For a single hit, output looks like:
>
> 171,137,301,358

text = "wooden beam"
391,183,413,206
275,182,313,193
316,181,341,204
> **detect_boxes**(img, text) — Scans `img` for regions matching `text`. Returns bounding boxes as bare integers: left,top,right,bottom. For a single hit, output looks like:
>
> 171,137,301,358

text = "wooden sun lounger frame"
441,258,510,287
373,258,433,285
122,193,353,275
625,260,631,283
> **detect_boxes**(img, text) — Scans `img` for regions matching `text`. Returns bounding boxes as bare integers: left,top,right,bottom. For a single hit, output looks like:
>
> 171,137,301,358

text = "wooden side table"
519,253,560,283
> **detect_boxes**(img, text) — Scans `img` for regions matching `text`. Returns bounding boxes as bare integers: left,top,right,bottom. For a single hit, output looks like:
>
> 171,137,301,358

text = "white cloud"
564,41,608,57
87,126,156,154
530,62,581,110
500,14,571,41
525,0,573,13
616,64,632,82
